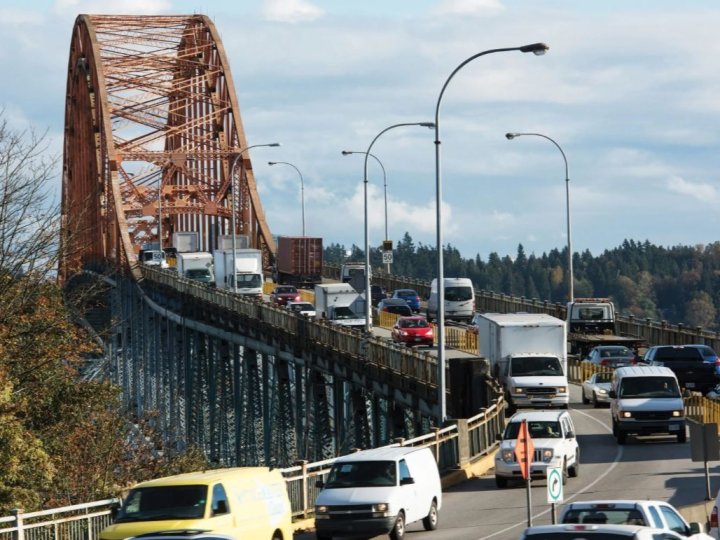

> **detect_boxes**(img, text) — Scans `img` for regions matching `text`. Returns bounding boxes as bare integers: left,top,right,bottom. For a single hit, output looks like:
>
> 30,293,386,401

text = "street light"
361,122,435,333
229,143,280,292
505,132,573,302
341,150,390,272
433,43,548,425
268,161,306,236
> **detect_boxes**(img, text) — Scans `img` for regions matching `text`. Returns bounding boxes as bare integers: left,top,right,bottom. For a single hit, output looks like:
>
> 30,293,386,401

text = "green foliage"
326,234,720,329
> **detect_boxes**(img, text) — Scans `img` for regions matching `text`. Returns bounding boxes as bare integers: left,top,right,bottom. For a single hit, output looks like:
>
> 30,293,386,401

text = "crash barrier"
0,391,507,533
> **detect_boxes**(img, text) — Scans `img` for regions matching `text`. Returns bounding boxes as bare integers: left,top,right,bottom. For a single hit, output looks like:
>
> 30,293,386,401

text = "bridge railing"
0,500,115,540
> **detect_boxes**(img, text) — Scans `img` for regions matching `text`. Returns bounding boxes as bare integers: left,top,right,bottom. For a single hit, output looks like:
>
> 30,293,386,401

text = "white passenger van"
609,365,686,444
426,277,475,322
314,446,442,540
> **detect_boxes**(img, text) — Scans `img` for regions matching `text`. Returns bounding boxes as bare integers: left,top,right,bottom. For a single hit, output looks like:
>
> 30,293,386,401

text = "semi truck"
475,312,569,411
314,283,367,330
273,236,323,287
213,249,263,297
566,297,646,358
176,252,214,285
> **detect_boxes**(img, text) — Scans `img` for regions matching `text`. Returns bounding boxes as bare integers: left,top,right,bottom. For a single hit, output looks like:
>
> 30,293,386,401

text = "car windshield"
399,318,429,329
186,269,211,279
115,485,207,522
595,373,613,383
562,508,646,526
334,306,357,319
397,290,417,299
324,460,396,488
511,356,563,376
654,347,703,361
277,287,296,294
599,347,633,358
236,274,261,287
505,421,561,439
445,286,472,302
619,376,681,398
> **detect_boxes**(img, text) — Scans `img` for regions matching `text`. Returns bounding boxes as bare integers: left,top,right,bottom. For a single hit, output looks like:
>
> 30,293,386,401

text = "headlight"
542,449,554,463
372,503,388,512
672,410,684,417
514,387,525,394
597,388,608,394
621,411,633,418
501,449,514,463
557,387,567,393
315,505,328,514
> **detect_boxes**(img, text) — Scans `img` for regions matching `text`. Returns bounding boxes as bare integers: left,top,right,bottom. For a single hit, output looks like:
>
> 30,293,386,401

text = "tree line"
325,234,720,330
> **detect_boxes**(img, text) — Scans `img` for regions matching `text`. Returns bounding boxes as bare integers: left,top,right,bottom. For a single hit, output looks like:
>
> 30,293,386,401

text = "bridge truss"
60,14,275,281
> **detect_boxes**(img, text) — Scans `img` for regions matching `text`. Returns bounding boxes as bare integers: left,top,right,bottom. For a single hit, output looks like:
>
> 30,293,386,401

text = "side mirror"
110,501,121,521
608,390,617,399
315,479,324,488
688,522,702,534
566,431,575,439
212,500,228,515
400,477,415,486
496,433,503,441
683,388,692,398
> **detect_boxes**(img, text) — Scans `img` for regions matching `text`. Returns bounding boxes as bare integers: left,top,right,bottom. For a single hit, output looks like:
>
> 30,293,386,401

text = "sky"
3,0,720,261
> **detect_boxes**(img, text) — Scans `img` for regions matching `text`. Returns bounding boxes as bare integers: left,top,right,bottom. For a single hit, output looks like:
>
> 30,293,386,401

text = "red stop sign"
514,419,535,480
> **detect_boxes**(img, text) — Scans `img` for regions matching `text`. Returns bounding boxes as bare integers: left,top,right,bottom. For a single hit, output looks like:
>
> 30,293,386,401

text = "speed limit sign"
546,466,564,504
382,251,393,264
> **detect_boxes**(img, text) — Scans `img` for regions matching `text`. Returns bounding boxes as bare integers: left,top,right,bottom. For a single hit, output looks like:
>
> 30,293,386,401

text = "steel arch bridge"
60,14,275,281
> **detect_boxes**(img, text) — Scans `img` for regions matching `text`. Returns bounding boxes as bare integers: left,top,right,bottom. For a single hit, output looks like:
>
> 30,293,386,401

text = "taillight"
600,359,609,366
714,356,720,366
710,505,718,528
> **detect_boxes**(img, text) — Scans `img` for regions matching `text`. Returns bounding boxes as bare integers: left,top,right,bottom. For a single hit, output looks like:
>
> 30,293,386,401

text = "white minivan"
314,446,442,540
426,277,475,322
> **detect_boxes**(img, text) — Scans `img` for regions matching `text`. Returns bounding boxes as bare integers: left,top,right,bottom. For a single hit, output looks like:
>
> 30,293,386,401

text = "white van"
314,446,442,540
426,278,475,322
609,366,686,444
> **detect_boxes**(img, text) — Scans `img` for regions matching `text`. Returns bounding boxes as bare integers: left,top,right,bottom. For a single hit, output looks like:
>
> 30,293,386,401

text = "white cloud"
261,0,324,23
52,0,171,15
666,175,719,203
432,0,504,16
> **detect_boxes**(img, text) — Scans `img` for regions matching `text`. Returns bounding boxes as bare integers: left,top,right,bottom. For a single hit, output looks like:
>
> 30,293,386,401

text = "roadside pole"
515,420,535,527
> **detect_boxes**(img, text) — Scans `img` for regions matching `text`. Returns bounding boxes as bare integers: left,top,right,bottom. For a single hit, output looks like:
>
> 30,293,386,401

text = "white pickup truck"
560,500,710,539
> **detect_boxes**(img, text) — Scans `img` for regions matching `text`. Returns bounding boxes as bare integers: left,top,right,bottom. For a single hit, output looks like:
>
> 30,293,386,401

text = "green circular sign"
547,467,563,503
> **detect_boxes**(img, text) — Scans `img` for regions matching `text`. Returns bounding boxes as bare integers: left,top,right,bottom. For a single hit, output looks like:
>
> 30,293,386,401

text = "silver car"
582,371,613,407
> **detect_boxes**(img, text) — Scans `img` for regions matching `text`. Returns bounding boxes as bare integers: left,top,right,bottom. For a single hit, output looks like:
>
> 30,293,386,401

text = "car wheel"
495,476,508,488
316,534,331,540
612,418,618,436
617,431,627,445
677,428,687,443
389,511,405,540
422,500,439,531
582,390,589,405
426,311,433,323
592,393,600,408
272,532,283,540
568,451,579,478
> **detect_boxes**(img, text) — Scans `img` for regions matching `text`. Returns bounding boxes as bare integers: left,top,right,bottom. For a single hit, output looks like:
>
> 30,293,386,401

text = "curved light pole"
505,132,573,302
229,143,280,292
268,161,305,236
342,150,390,272
433,43,548,425
362,122,435,333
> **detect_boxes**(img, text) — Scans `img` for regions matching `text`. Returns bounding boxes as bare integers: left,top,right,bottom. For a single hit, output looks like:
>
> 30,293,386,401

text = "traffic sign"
546,466,563,504
382,251,393,264
382,240,393,252
514,420,534,480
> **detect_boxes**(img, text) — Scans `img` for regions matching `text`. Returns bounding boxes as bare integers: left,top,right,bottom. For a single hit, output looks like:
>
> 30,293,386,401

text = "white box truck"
213,248,263,297
314,283,367,330
475,312,569,411
176,252,214,285
172,231,199,253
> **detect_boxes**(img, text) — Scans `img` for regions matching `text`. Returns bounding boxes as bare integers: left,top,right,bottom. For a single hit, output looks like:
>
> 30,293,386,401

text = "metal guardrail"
0,500,115,540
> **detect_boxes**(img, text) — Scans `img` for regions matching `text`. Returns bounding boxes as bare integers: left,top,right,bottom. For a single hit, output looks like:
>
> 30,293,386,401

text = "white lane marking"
478,408,624,540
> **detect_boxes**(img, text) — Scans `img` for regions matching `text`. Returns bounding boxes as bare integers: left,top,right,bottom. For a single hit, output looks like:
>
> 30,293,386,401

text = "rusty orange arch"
60,14,276,281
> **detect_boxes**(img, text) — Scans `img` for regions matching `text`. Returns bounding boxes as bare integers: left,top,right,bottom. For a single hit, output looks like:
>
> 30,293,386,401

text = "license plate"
669,425,680,431
686,382,695,388
414,337,422,342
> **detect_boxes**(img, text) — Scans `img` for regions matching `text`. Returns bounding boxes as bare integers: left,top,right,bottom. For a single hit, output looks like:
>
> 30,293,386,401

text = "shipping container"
274,236,323,287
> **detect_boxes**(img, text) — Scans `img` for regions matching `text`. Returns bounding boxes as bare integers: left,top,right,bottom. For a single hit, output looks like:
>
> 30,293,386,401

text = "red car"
270,285,301,306
391,316,434,347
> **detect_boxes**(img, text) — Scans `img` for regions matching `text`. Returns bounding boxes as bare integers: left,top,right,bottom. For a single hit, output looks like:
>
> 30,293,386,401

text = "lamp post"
229,143,280,292
505,132,572,302
157,177,163,261
268,161,306,236
433,43,548,425
341,150,390,272
362,122,435,333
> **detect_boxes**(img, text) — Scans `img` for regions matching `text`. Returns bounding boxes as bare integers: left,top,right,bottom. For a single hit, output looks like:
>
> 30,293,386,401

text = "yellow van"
100,467,292,540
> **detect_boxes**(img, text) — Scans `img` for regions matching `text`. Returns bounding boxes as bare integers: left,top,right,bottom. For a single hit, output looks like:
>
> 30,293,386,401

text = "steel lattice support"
60,15,276,282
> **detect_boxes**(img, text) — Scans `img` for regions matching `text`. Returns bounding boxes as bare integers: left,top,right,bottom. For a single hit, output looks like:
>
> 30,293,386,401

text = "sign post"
690,421,720,500
546,466,564,524
514,420,535,527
